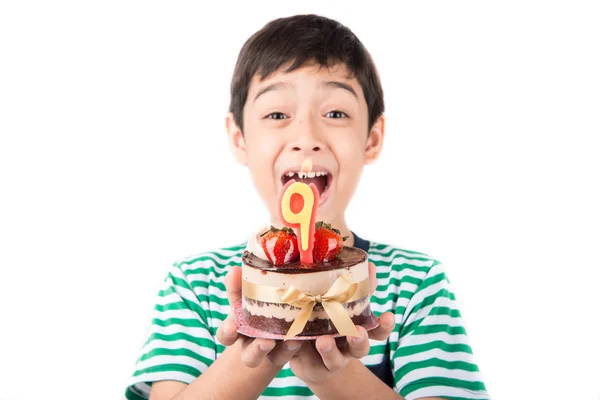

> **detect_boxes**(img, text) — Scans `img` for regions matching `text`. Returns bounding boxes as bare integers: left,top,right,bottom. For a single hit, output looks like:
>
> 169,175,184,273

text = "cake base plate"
233,299,380,341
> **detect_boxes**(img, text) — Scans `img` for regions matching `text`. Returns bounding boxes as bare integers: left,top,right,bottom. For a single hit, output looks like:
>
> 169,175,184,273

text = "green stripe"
394,340,473,358
139,347,214,369
375,276,426,291
371,260,431,273
190,279,226,292
143,332,215,350
395,358,480,383
368,344,387,356
399,376,487,395
262,386,314,397
412,324,467,337
401,306,461,335
132,363,200,379
197,293,230,306
152,317,209,330
369,248,432,261
208,309,228,321
125,386,147,400
183,264,232,277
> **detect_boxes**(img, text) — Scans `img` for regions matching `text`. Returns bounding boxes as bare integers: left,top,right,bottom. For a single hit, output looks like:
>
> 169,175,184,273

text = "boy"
125,14,488,400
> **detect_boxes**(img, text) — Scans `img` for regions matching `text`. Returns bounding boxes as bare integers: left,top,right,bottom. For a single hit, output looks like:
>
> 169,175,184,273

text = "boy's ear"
364,114,385,164
225,112,248,166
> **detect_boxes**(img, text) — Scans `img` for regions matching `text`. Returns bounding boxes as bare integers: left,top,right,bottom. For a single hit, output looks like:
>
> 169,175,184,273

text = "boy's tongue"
286,175,328,196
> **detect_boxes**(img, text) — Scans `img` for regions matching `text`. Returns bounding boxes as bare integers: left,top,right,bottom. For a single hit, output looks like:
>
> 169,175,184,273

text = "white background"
1,1,599,399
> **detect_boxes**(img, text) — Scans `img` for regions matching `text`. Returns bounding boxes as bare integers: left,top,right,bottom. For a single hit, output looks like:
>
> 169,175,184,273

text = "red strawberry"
312,221,349,263
260,226,300,265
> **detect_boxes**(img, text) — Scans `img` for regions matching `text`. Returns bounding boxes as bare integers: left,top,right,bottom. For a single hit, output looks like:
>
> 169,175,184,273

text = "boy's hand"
289,262,396,384
216,266,302,368
216,262,395,376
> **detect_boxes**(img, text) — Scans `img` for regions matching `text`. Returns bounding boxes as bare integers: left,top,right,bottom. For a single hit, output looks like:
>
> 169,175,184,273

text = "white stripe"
184,258,239,275
133,354,210,375
267,374,307,388
420,314,465,328
394,347,475,364
154,308,204,320
361,353,386,365
403,385,489,400
376,276,418,293
388,267,428,282
128,369,196,388
208,316,227,326
149,322,214,341
370,253,434,266
396,365,482,389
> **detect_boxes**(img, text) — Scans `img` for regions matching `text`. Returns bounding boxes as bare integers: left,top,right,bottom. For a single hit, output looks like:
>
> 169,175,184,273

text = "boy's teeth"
286,170,328,179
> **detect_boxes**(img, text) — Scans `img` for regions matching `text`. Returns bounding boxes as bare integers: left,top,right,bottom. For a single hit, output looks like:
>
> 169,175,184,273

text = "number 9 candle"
278,159,319,264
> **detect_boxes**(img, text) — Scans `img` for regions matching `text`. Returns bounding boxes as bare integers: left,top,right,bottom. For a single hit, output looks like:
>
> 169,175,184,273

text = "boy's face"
227,62,384,230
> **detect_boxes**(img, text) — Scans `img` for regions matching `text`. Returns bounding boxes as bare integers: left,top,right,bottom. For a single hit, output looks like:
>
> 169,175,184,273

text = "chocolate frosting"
242,246,367,274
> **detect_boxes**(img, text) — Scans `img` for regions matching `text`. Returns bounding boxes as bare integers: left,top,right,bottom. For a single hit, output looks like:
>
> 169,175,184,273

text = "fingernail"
286,341,301,351
384,319,395,329
224,325,235,337
352,331,365,344
320,342,333,353
260,342,272,351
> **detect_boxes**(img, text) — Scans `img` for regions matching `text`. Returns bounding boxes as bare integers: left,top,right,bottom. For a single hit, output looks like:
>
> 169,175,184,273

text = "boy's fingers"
316,335,347,372
240,338,276,368
225,266,242,305
368,262,377,296
267,340,303,367
216,317,239,346
367,312,396,341
346,326,370,359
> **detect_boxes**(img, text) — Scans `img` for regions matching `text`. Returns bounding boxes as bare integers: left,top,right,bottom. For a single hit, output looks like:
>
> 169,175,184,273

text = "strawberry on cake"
240,222,377,338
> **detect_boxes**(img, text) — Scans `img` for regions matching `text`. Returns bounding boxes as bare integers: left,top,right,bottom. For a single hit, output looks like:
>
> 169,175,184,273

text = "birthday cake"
241,223,376,338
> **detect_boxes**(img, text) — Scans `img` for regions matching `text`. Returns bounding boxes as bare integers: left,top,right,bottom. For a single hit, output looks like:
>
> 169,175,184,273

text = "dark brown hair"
229,14,385,133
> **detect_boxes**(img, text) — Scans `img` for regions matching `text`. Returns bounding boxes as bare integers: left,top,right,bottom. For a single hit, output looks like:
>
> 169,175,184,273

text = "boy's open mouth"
281,169,333,204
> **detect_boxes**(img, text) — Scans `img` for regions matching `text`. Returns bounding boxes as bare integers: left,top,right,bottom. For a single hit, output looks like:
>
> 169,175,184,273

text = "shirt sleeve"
391,260,490,400
125,262,216,400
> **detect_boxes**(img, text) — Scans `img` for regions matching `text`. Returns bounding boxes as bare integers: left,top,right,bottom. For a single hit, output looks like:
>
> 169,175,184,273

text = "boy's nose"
292,144,320,152
288,122,324,153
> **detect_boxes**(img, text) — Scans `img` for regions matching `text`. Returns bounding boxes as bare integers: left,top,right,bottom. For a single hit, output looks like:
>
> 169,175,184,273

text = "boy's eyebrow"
323,81,358,99
253,82,290,103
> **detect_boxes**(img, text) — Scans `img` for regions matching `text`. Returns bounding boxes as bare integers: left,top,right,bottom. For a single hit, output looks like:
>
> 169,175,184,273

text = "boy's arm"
308,359,444,400
150,339,300,400
149,266,302,400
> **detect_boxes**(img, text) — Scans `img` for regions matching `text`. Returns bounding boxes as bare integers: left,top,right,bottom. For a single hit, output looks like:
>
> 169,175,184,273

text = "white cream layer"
242,297,369,322
242,259,369,294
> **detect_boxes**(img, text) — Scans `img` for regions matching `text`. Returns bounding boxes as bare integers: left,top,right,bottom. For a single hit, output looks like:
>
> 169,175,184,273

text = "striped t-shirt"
124,233,489,400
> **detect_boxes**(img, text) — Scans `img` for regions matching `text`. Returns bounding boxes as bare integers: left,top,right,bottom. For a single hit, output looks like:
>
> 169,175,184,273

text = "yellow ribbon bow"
280,275,361,341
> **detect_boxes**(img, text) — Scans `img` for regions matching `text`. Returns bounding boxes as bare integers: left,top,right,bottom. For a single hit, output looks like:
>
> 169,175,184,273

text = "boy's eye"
325,111,348,118
265,112,288,120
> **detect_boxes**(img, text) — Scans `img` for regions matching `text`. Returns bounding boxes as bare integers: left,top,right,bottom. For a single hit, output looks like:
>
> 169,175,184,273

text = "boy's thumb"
225,266,242,305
